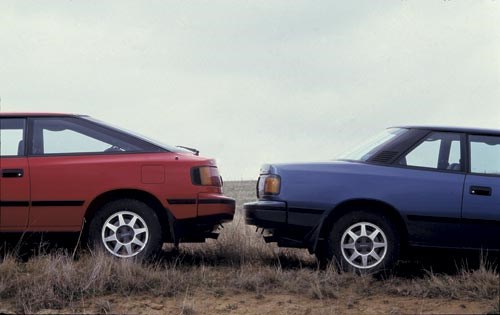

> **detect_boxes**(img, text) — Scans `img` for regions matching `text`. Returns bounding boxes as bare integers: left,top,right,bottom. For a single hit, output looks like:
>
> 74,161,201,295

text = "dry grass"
0,181,498,313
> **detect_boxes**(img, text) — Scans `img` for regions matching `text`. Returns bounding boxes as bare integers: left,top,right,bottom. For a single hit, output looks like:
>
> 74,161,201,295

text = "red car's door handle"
1,169,24,178
470,186,492,197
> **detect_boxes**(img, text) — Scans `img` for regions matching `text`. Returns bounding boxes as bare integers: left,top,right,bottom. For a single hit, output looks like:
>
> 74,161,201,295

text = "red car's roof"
0,112,80,117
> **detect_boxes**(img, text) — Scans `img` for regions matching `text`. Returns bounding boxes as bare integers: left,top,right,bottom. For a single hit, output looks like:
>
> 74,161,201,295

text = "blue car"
244,126,500,273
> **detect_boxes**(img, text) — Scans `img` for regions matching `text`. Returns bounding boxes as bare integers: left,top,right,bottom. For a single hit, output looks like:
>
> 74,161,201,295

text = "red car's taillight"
191,166,222,187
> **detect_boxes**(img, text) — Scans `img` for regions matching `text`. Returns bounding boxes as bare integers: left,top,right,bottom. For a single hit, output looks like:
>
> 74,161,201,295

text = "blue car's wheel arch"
311,198,409,254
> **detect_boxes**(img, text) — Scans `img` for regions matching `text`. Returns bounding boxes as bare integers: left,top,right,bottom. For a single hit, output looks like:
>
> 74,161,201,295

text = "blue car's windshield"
338,128,407,161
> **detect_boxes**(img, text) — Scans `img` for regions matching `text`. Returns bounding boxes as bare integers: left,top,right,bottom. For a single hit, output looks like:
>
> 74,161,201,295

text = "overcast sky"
1,1,499,179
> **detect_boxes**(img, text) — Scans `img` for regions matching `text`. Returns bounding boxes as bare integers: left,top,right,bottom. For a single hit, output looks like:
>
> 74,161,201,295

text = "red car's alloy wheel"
101,211,149,258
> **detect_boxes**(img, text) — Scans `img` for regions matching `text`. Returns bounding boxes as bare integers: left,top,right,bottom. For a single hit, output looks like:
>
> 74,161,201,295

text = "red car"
0,113,235,258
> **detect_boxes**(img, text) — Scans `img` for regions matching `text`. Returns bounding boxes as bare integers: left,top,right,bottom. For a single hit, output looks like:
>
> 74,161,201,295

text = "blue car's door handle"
470,186,492,196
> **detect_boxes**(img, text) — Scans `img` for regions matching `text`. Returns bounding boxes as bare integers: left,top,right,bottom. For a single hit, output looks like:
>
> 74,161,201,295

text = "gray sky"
1,1,499,180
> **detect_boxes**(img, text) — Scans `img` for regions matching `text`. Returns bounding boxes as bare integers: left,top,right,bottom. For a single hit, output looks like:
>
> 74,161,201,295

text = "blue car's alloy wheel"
323,211,400,274
340,222,388,269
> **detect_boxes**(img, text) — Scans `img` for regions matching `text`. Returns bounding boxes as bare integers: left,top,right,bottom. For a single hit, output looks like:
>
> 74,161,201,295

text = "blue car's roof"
395,125,500,136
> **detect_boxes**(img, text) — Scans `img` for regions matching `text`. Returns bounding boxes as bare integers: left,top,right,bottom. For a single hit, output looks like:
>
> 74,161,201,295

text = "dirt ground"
1,291,497,315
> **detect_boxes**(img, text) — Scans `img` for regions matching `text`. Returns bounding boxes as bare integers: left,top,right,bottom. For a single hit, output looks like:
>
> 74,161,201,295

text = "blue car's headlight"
257,174,281,198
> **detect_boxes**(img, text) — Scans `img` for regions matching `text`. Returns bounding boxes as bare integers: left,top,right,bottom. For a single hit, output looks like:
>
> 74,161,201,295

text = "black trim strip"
244,204,286,211
288,207,325,214
167,199,197,205
167,198,236,206
0,201,29,207
32,200,84,207
458,217,500,226
1,200,85,207
407,215,460,224
407,215,500,226
198,199,235,205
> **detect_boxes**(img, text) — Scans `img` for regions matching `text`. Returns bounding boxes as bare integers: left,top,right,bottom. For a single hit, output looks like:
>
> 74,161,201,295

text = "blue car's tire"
323,211,400,274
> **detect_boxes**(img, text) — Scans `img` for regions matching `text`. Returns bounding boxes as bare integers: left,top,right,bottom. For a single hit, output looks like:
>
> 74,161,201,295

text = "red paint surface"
0,157,30,229
1,152,234,232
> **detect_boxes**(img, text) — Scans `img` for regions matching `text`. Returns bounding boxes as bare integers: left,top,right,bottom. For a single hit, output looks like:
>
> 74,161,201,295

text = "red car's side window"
0,118,26,157
30,117,161,155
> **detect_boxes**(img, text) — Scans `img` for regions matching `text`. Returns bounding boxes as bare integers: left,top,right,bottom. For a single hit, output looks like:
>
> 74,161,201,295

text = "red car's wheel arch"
83,189,171,241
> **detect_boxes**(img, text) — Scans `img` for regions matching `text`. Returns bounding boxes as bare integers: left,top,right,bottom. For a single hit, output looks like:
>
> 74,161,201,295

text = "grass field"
0,181,498,314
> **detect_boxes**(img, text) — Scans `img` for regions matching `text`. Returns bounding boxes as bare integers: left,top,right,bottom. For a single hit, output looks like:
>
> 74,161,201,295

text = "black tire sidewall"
327,211,400,274
88,199,163,259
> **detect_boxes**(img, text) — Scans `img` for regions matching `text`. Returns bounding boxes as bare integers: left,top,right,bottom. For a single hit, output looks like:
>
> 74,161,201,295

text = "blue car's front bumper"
244,200,287,229
244,200,323,251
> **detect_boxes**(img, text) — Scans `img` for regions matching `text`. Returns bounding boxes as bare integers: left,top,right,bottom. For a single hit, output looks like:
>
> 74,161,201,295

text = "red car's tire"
88,199,163,259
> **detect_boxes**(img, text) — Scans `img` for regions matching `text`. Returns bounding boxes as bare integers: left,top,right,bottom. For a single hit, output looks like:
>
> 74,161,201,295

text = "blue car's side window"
469,135,500,176
398,132,463,171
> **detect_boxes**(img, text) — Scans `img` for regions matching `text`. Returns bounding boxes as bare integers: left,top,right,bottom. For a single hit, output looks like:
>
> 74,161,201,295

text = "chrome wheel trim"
340,222,388,269
101,210,149,258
